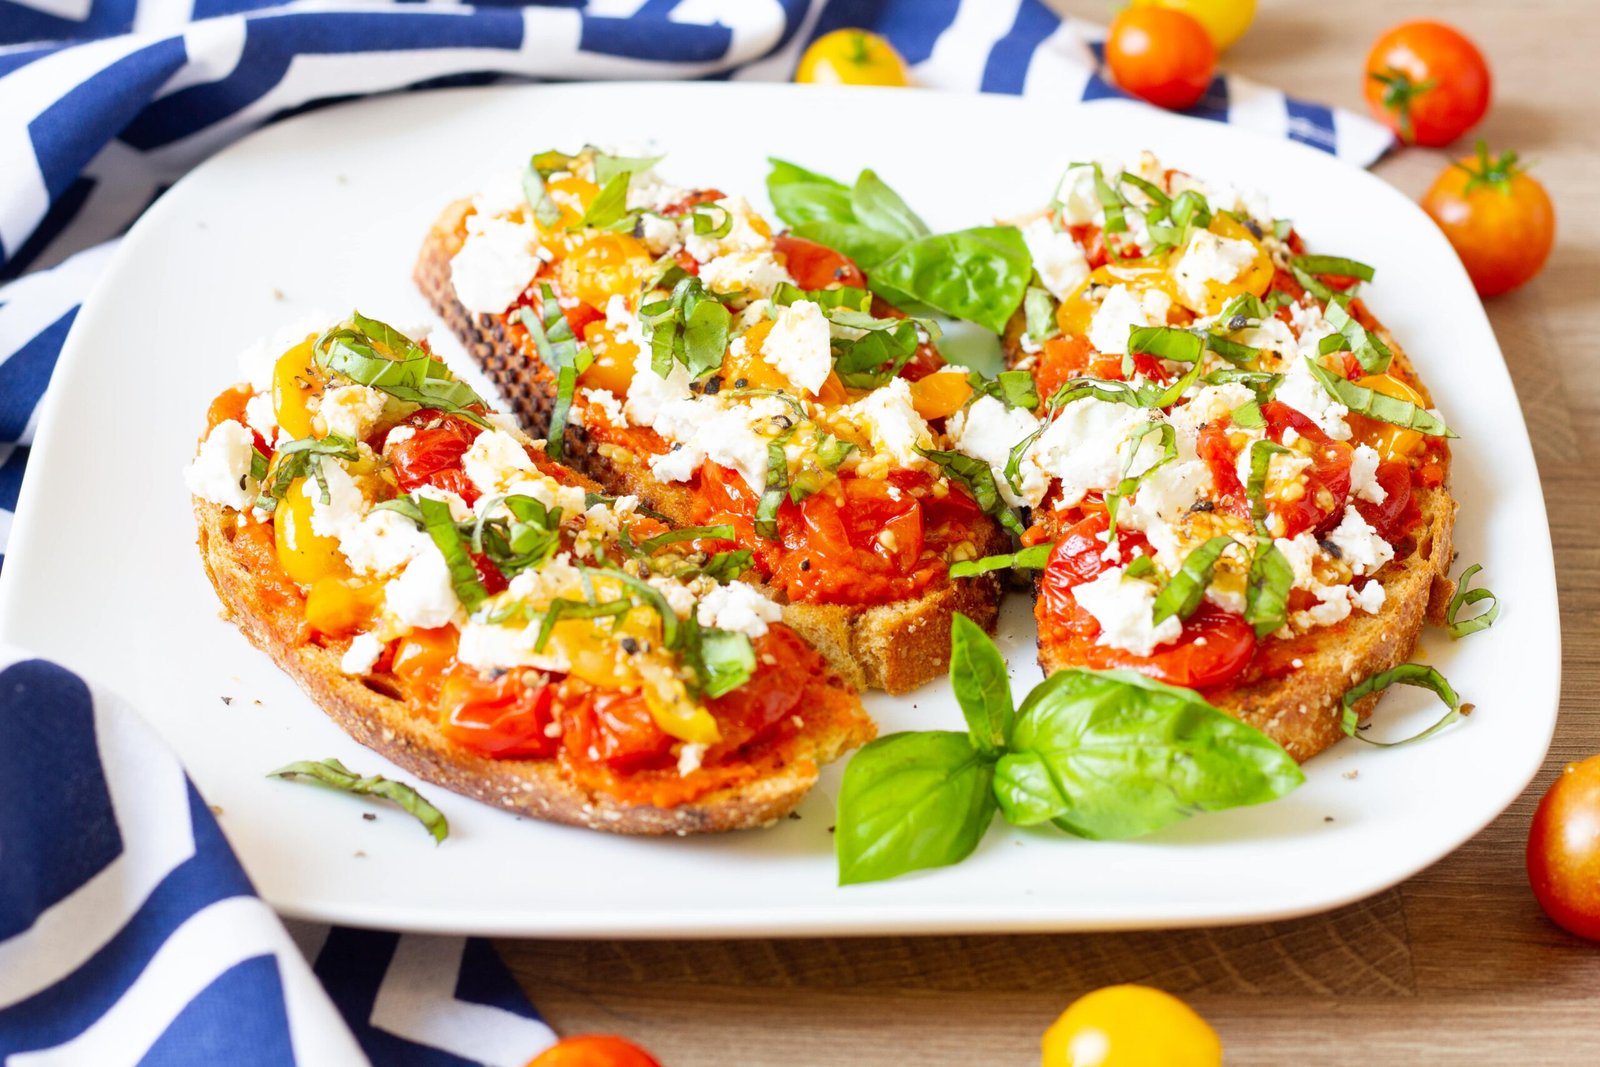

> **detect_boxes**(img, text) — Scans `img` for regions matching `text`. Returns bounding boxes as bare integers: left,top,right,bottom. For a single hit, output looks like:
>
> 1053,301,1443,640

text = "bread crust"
1012,309,1458,762
416,201,1008,693
195,501,874,835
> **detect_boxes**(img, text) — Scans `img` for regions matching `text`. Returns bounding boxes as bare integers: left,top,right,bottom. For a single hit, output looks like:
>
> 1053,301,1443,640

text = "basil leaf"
1319,297,1394,374
1341,663,1465,747
689,202,732,239
416,494,487,612
1245,440,1293,537
269,758,448,843
835,731,997,886
1003,422,1046,496
949,613,1013,756
255,434,360,513
701,549,755,584
1231,399,1265,428
1446,563,1500,638
1290,264,1335,303
851,168,929,243
1244,540,1294,638
640,275,732,381
949,543,1052,578
872,226,1031,335
1290,254,1375,284
687,622,756,699
917,447,1024,535
581,171,632,230
766,157,853,227
1118,171,1170,207
1152,537,1239,624
792,222,905,272
772,282,872,312
534,596,632,653
249,446,269,483
968,369,1040,411
1023,286,1061,345
637,524,737,554
995,669,1304,839
1089,163,1126,234
522,155,563,228
830,315,923,389
1303,358,1456,437
1128,326,1204,364
315,315,488,425
755,428,794,539
592,150,663,187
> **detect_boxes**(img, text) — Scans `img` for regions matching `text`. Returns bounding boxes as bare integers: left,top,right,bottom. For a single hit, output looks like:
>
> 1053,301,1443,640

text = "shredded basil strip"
522,155,564,229
1152,537,1239,625
1341,663,1466,747
415,495,488,612
1446,563,1500,638
968,369,1040,411
1023,286,1061,345
1088,163,1126,234
581,171,633,229
1219,292,1269,324
641,275,732,380
1105,423,1176,544
1003,422,1047,496
1128,326,1204,364
269,758,448,842
1123,554,1159,580
755,429,795,539
1244,541,1294,639
255,434,359,513
918,448,1024,535
1231,399,1266,428
1318,296,1394,374
949,543,1052,578
701,549,755,583
586,566,680,651
772,282,872,312
534,597,632,653
1290,254,1376,284
1302,358,1455,437
636,525,737,553
687,621,757,699
1245,440,1293,537
689,202,733,238
1289,265,1335,303
314,314,489,424
1118,171,1170,207
248,446,269,484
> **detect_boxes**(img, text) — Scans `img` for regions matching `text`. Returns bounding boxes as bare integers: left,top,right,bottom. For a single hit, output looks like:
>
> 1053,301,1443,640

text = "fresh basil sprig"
269,758,448,843
834,615,1305,884
1340,663,1467,747
1302,358,1455,437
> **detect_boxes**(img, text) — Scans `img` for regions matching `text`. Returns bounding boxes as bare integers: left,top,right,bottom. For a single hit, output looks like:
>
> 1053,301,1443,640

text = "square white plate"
0,83,1559,937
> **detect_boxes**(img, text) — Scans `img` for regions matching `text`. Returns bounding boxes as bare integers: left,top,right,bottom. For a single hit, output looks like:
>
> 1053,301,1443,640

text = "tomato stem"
1451,139,1528,196
1369,68,1437,143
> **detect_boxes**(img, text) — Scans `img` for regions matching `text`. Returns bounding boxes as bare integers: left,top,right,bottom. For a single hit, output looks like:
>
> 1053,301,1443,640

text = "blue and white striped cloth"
0,2,1393,1063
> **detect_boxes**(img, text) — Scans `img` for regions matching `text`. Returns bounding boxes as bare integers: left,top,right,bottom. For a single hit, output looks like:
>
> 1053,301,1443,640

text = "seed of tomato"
1105,7,1216,112
1527,754,1600,942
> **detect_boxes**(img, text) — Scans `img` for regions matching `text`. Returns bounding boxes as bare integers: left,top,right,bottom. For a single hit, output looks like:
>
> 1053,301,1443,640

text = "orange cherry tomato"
527,1034,662,1067
437,669,560,759
1105,7,1216,112
1527,754,1600,942
1363,21,1490,147
1042,984,1221,1067
1421,143,1555,298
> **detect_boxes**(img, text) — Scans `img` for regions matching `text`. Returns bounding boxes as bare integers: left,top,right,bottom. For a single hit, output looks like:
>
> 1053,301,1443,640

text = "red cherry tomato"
387,412,485,503
1105,6,1216,111
563,689,675,773
438,670,560,759
1260,401,1353,539
527,1034,662,1067
1527,755,1600,942
1354,461,1420,544
1363,21,1491,146
1421,143,1556,298
773,233,867,289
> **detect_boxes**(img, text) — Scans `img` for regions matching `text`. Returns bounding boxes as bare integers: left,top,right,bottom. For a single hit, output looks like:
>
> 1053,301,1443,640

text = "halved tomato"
438,668,560,759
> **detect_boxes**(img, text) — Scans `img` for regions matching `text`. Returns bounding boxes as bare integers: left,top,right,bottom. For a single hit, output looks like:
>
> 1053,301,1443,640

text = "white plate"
0,84,1559,937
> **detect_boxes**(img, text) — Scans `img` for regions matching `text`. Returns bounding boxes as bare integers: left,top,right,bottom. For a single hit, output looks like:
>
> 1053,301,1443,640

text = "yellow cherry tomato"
273,477,349,587
795,29,910,87
271,338,322,440
720,319,796,393
579,318,641,397
1132,0,1256,52
1348,372,1428,460
1042,985,1221,1067
909,369,974,420
304,577,384,637
557,231,653,311
537,174,599,240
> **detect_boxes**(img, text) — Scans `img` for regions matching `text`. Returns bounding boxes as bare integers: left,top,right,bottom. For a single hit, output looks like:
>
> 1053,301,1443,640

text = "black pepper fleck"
1228,314,1248,331
704,375,723,395
734,377,749,388
799,559,811,571
1189,500,1215,513
220,696,233,706
620,636,640,654
362,812,376,822
1318,538,1343,559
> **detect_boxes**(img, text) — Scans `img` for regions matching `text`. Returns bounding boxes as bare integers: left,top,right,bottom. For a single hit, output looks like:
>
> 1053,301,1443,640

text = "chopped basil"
465,494,563,579
1290,254,1375,284
416,494,488,612
701,549,755,583
1231,399,1266,428
1118,171,1170,207
949,542,1053,578
592,149,664,187
1105,423,1176,543
755,428,796,539
1446,563,1500,638
689,202,732,238
1123,554,1159,580
249,446,269,483
268,758,448,843
686,621,756,699
522,157,564,228
968,369,1040,411
1340,663,1466,746
314,313,488,425
636,525,737,553
1303,358,1455,437
917,447,1024,535
829,312,924,389
517,285,591,458
1023,286,1061,346
1317,296,1394,374
1152,537,1239,625
589,566,681,651
580,171,633,230
1203,368,1282,399
1128,326,1204,364
254,434,360,513
772,282,872,312
534,596,632,653
1242,440,1295,637
641,275,732,381
1088,163,1126,235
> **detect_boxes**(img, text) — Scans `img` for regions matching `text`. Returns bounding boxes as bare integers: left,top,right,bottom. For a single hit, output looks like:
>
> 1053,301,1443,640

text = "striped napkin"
0,2,1393,1063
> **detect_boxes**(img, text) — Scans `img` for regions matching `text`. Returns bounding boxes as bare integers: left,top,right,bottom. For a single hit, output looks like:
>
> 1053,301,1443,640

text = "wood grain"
497,2,1600,1059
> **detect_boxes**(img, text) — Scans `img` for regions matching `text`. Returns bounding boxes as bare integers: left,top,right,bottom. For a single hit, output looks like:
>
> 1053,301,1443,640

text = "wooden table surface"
499,3,1600,1061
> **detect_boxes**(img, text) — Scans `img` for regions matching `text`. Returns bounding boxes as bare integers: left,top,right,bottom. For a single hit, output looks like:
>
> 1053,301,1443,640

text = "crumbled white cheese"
1233,444,1311,500
462,429,544,499
1165,383,1257,460
695,581,782,639
1033,396,1150,506
471,168,528,219
697,250,791,301
185,420,260,510
647,395,790,492
647,575,700,619
638,212,682,255
1353,581,1387,614
1275,357,1352,440
307,458,368,541
414,484,473,523
683,196,770,261
579,387,628,428
1087,284,1151,355
243,393,277,438
339,632,384,676
455,619,568,673
339,507,433,576
1349,444,1387,503
1234,316,1298,360
761,299,832,395
384,550,461,630
625,168,688,214
1071,566,1183,656
1053,164,1102,226
1020,217,1091,301
450,216,540,314
317,384,386,441
677,742,708,776
948,395,1046,508
1274,531,1322,589
622,346,693,426
1127,458,1213,529
841,377,933,469
1173,230,1259,313
1327,506,1394,576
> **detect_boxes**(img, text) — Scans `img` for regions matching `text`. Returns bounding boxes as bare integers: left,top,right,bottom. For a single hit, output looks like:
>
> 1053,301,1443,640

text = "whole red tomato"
527,1034,662,1067
1363,21,1491,146
1105,7,1216,111
1421,143,1555,298
1527,755,1600,941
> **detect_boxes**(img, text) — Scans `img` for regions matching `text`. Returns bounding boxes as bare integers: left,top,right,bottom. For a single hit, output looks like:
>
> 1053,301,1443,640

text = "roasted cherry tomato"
1363,21,1491,146
527,1034,662,1067
773,233,867,290
1353,461,1420,545
1131,0,1255,52
1260,401,1354,539
1105,7,1216,112
1527,754,1600,942
1042,984,1222,1067
387,413,483,503
1421,143,1555,298
438,669,560,759
794,29,909,87
563,689,675,773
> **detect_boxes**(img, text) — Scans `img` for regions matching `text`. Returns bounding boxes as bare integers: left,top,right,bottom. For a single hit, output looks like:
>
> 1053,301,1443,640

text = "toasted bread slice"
1013,307,1457,762
416,200,1009,693
196,497,875,834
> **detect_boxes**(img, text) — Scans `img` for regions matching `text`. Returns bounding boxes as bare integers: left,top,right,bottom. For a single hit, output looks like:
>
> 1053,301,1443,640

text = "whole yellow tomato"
795,29,909,87
1042,985,1222,1067
1132,0,1256,52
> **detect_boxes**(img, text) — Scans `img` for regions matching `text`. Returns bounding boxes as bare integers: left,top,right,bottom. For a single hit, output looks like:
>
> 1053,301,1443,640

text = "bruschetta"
186,315,874,833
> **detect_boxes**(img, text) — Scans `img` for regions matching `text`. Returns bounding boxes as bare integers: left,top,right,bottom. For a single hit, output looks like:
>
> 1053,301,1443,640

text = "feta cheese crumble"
695,581,782,639
1072,566,1183,656
762,299,832,395
184,420,260,510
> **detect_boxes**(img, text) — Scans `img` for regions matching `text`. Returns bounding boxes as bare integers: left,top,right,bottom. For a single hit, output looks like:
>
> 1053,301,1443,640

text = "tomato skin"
1042,984,1222,1067
439,670,560,759
1527,755,1600,942
563,689,675,773
1354,461,1421,544
1106,7,1216,112
387,413,485,503
794,29,910,88
1363,21,1490,146
1130,0,1255,52
526,1035,661,1067
1260,401,1353,539
773,233,867,290
1421,150,1555,298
